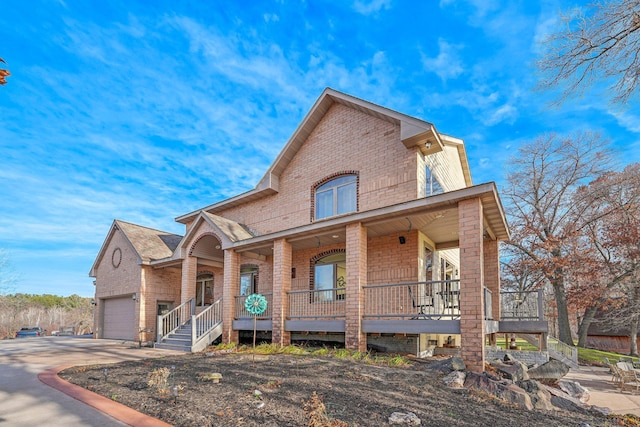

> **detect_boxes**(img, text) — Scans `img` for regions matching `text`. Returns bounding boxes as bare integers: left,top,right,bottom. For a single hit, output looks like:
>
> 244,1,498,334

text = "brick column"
222,249,240,343
483,239,500,321
458,198,485,372
181,255,197,305
272,238,292,346
345,222,367,352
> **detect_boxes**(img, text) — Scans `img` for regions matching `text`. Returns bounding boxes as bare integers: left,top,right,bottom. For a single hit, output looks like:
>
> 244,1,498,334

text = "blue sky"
1,0,638,297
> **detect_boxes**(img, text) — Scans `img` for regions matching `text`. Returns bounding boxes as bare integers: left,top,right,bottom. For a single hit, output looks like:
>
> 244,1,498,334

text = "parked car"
57,326,75,336
15,326,45,338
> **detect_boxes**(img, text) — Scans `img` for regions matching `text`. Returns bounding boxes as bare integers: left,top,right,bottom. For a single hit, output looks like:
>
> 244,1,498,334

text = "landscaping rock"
516,379,553,411
442,371,466,388
388,411,421,425
427,356,466,373
527,359,570,380
490,359,529,382
542,384,590,414
464,372,533,410
558,380,590,403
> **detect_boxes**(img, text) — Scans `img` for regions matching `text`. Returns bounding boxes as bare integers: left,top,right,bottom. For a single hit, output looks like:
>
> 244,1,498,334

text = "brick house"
90,88,518,372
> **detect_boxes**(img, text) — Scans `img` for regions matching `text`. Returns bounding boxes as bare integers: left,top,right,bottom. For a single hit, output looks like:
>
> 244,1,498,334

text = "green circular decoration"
245,293,267,316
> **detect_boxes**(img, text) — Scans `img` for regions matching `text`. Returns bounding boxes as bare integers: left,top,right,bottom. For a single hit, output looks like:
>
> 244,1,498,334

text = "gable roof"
149,212,255,267
89,220,182,276
176,87,447,224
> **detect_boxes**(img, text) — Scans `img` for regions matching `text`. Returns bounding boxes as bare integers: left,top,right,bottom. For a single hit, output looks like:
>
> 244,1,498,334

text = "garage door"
103,297,135,340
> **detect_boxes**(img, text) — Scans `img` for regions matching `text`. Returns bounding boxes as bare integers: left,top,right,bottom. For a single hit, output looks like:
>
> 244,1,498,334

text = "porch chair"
408,286,434,319
608,363,622,386
616,362,640,393
619,356,640,369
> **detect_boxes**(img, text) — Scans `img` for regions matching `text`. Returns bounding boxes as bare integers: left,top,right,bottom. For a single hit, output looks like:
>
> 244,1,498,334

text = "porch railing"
287,288,346,319
234,293,273,319
363,280,461,320
484,287,493,320
500,290,544,321
191,298,223,346
157,297,195,342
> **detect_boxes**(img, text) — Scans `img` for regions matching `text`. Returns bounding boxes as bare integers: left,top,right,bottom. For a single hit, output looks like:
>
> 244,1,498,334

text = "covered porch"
156,184,510,370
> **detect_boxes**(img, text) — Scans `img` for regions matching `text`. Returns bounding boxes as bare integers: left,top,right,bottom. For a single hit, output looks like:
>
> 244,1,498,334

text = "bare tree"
571,164,640,353
503,132,613,345
0,58,9,85
537,0,640,105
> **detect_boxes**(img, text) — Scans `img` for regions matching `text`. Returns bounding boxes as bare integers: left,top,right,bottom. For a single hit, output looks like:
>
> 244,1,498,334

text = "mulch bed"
59,350,635,426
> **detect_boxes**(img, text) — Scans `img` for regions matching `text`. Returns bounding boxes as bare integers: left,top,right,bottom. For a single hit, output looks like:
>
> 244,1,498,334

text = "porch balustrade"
156,297,194,342
363,280,461,320
234,293,273,319
500,290,544,321
484,287,493,320
287,288,346,319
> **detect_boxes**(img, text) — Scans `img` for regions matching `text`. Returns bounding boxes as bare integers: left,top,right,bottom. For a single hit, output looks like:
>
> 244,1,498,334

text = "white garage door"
103,297,135,340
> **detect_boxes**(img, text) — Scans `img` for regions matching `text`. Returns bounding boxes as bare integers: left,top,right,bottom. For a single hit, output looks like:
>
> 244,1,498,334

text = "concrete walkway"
565,365,640,416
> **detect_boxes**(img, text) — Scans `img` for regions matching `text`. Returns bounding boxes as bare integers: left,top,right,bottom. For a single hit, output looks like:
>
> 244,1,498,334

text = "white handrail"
156,298,194,342
191,298,223,346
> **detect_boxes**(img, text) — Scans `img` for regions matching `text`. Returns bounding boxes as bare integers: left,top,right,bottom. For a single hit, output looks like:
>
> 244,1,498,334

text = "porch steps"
155,325,192,352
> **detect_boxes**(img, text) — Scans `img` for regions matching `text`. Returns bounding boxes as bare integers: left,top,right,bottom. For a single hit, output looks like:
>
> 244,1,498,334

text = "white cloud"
421,38,464,82
486,103,519,126
352,0,392,15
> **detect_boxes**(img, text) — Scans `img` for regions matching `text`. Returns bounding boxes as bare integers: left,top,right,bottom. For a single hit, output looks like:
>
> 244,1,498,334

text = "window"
196,273,213,307
315,175,357,220
240,266,258,296
426,166,444,196
314,253,346,301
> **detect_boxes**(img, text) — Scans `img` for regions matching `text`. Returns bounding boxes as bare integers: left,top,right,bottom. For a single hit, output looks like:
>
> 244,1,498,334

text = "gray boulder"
527,359,570,380
516,379,554,411
490,359,529,382
388,412,421,426
558,379,590,403
427,356,466,373
464,372,533,410
442,371,466,388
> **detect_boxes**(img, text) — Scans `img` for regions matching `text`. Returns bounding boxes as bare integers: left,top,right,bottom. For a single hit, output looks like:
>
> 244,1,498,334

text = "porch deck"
231,282,547,336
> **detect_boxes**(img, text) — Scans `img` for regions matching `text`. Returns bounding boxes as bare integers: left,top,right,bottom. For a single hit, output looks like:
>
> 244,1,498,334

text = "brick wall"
94,230,142,337
214,104,420,235
140,265,181,342
485,347,549,366
458,198,485,372
345,223,367,351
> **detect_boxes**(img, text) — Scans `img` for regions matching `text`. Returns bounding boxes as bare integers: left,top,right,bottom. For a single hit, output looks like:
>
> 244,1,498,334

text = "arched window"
314,253,346,301
315,174,357,220
196,273,213,307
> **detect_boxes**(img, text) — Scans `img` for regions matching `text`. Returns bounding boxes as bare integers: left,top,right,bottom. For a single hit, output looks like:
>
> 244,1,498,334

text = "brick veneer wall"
94,230,143,338
272,239,292,346
213,104,420,235
345,223,367,351
458,198,485,372
222,250,240,343
140,265,181,342
483,239,500,321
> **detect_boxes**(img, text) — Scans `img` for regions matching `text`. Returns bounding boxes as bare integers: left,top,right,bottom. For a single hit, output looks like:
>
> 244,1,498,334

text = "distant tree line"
0,293,93,339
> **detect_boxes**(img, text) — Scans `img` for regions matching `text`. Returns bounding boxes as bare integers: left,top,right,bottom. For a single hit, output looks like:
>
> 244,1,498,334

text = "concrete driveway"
0,336,181,426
